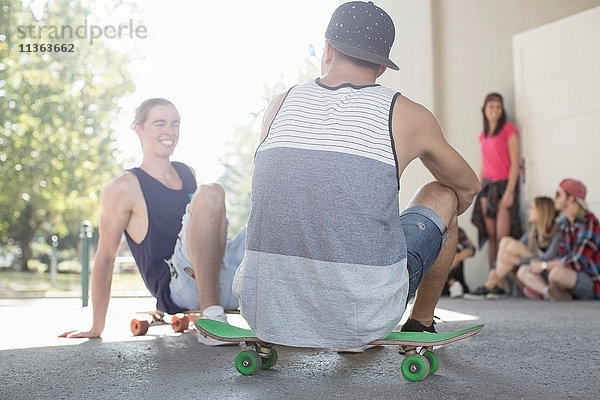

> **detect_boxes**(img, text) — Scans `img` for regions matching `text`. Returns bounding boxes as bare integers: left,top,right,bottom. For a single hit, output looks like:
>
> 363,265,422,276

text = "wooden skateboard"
130,310,201,336
195,319,483,381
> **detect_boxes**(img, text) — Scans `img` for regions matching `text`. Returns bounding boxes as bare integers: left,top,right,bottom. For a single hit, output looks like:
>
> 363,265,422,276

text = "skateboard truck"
400,345,439,381
130,311,199,336
235,341,278,375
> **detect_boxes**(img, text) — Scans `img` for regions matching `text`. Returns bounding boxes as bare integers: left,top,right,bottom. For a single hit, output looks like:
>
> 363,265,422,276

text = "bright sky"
112,0,338,182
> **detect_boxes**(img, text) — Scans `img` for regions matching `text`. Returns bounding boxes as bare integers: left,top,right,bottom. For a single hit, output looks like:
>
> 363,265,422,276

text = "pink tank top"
479,122,518,180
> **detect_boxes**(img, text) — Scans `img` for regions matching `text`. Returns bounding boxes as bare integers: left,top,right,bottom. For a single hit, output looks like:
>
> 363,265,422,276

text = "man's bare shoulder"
101,171,141,205
393,94,437,126
270,90,288,107
260,91,289,141
391,95,442,157
265,91,288,121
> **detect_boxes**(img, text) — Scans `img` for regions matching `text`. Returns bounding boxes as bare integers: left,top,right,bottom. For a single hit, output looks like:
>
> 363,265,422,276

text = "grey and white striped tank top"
233,79,409,348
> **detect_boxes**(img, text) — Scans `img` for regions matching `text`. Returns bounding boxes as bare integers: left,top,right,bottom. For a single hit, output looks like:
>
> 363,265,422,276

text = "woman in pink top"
471,93,522,290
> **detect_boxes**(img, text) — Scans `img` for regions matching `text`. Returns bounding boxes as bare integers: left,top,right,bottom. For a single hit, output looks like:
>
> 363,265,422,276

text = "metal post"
50,235,58,286
80,220,93,307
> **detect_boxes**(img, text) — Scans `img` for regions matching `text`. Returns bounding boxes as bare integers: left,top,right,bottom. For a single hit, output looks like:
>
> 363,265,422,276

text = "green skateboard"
195,319,483,381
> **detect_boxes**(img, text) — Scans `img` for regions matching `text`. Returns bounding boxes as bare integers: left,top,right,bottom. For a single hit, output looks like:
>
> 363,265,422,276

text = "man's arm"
392,95,480,215
452,248,475,269
528,258,562,274
561,217,600,273
61,174,137,338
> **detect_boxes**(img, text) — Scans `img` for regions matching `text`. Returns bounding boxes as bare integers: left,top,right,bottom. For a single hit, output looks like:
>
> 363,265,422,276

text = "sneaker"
399,318,437,354
485,287,506,300
463,286,490,300
523,287,543,300
401,318,437,333
448,281,464,298
543,286,572,301
336,345,379,353
195,305,232,346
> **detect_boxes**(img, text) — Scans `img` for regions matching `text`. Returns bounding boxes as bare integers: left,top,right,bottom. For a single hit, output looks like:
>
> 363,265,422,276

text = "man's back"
234,79,410,348
234,0,479,349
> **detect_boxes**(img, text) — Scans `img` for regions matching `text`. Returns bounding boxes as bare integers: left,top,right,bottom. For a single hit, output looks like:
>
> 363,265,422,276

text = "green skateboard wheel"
423,350,438,375
235,350,262,376
401,354,430,382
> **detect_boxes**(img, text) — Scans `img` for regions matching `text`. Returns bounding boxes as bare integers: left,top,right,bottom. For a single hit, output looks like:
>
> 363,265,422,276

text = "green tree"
218,79,287,236
0,1,136,270
219,58,319,235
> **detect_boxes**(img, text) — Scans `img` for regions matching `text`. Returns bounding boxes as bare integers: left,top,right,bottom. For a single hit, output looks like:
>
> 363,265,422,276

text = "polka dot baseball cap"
325,1,399,70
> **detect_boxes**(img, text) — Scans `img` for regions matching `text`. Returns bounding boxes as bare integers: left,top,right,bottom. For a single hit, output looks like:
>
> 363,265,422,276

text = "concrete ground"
1,295,597,400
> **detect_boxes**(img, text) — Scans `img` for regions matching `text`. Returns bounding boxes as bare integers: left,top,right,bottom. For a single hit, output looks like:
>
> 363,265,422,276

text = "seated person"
443,226,475,298
465,196,558,300
62,98,246,344
231,1,480,349
517,179,600,301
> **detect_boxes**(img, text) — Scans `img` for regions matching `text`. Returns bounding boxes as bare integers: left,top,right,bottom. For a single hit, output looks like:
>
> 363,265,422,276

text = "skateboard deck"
195,319,483,381
130,310,201,336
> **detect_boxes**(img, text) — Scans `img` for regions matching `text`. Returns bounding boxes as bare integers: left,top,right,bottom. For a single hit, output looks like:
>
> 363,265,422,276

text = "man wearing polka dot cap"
325,0,399,70
233,1,480,348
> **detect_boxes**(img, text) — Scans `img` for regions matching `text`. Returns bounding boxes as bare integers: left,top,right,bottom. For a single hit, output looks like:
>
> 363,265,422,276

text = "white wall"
513,7,600,217
372,0,600,289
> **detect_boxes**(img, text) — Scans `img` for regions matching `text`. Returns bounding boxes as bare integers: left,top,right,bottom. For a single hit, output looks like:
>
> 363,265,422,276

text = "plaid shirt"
558,212,600,299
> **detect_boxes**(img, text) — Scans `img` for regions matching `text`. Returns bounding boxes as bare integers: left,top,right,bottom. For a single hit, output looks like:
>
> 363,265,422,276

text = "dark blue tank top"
125,162,197,313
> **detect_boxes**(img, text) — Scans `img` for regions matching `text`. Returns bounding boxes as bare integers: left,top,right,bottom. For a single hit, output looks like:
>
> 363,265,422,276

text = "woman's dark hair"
481,92,506,136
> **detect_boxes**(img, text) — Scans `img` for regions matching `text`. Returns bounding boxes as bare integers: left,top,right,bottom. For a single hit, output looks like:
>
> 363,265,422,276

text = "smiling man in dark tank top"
63,98,246,345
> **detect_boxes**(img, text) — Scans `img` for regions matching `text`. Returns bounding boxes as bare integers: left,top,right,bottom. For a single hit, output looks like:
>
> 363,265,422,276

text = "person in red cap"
517,179,600,300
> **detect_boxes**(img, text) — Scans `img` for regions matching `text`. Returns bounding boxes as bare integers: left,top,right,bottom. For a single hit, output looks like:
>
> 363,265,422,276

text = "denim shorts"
570,271,595,300
541,270,595,299
401,205,449,300
167,205,246,311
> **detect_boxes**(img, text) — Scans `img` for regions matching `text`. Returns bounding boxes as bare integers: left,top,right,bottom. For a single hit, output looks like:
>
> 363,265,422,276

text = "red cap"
559,178,589,210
